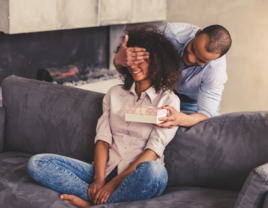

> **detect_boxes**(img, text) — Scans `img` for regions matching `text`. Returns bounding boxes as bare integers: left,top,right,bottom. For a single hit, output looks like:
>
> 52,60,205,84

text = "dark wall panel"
0,26,109,85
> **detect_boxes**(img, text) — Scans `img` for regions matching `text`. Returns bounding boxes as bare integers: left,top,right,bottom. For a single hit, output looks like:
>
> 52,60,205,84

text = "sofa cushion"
0,151,238,208
234,162,268,208
94,187,238,208
2,75,104,163
0,151,74,208
165,111,268,191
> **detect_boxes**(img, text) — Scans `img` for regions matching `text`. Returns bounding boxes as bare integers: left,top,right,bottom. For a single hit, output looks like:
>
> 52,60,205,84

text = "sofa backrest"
165,111,268,191
2,75,104,163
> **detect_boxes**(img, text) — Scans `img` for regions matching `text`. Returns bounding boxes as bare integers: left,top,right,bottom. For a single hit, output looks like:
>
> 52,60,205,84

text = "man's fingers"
121,35,129,48
128,47,147,52
156,121,175,128
126,60,144,66
158,116,174,122
162,105,176,114
130,55,149,61
131,51,150,57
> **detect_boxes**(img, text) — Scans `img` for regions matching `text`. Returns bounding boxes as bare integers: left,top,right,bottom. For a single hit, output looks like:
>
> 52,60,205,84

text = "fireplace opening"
0,26,111,85
37,65,119,86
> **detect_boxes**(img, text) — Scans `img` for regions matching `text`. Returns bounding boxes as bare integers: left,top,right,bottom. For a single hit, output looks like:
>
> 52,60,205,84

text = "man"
114,23,232,128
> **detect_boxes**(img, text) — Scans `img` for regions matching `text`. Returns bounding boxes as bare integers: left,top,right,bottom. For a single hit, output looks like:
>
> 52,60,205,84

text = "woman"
27,25,181,207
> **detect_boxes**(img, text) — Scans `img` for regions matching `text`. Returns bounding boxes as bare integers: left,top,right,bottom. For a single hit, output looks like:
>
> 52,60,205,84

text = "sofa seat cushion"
91,187,238,208
0,151,74,208
0,151,239,208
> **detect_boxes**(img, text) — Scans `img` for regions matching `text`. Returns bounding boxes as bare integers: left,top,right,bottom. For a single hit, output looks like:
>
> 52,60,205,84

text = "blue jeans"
27,154,168,204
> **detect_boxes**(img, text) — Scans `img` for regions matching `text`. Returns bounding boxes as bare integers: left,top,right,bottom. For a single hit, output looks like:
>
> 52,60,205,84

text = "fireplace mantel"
0,0,166,34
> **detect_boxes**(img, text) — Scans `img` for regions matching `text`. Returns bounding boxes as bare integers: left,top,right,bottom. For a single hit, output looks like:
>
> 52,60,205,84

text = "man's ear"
195,29,202,37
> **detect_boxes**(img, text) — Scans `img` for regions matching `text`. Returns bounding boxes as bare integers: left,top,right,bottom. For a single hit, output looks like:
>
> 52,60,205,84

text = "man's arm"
114,35,149,73
157,106,209,128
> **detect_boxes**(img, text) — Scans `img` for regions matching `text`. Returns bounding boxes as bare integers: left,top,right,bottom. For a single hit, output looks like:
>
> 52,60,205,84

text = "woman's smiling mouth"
131,70,142,74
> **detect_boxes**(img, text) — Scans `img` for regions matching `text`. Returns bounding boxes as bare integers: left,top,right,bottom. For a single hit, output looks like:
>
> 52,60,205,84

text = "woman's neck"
135,79,152,99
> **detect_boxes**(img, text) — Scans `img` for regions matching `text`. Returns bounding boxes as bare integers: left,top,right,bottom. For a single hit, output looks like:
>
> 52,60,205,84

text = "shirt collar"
120,82,159,104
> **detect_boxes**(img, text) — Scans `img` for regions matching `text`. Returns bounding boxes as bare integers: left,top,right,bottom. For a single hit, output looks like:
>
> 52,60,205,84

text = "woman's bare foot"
60,194,92,208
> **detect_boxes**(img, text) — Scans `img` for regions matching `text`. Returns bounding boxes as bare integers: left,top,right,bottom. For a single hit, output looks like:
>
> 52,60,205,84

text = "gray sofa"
0,75,268,208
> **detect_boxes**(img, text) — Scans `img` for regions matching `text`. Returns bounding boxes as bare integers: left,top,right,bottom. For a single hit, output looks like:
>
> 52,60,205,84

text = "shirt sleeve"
94,89,113,146
197,56,228,118
145,93,180,157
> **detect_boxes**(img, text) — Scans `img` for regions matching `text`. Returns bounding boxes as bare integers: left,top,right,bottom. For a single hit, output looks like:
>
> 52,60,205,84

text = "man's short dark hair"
200,25,232,57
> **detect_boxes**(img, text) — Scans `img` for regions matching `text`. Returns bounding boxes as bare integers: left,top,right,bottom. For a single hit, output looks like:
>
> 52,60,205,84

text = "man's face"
182,32,220,67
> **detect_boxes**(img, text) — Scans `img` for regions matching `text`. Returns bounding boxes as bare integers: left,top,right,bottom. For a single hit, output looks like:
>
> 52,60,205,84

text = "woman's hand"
88,179,106,201
93,180,118,205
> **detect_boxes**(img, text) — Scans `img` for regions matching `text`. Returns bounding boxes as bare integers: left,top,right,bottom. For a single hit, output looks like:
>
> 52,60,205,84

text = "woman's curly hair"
117,25,181,93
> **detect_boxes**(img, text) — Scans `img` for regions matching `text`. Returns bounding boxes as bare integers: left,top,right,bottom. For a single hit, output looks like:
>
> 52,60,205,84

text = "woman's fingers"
87,188,91,200
93,190,101,205
97,191,106,205
90,187,96,201
104,192,111,203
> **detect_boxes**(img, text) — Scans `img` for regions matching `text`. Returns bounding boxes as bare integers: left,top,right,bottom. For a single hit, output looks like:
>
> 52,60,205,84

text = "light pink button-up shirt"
94,82,180,177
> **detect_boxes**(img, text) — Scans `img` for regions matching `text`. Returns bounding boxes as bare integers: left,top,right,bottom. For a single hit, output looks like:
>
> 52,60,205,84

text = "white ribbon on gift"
135,105,154,115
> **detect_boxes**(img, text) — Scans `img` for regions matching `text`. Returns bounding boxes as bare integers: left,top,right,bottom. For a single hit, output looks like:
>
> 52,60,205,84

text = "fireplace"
0,26,110,85
0,0,167,86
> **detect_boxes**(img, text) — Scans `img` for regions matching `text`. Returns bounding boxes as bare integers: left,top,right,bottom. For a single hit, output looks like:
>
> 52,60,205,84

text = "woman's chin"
133,78,142,82
132,76,143,82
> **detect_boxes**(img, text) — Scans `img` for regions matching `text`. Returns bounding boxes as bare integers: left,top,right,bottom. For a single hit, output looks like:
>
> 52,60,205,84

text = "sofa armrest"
234,163,268,208
0,107,5,152
264,194,268,208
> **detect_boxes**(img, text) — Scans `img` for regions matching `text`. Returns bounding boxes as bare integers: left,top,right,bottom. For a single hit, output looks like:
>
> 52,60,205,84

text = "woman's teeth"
132,71,141,74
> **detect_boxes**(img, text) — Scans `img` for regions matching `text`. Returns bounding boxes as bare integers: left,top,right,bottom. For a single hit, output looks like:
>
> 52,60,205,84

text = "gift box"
125,105,168,124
